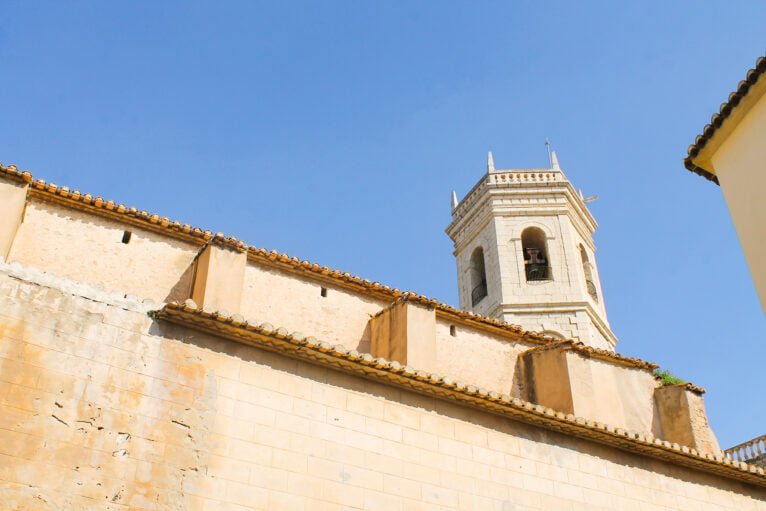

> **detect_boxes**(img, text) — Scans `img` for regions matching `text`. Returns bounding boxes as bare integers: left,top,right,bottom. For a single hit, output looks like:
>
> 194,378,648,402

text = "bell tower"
446,151,617,350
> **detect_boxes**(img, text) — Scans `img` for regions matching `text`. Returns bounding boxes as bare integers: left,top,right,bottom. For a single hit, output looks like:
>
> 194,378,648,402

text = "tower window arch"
521,227,551,281
469,247,488,306
579,244,598,301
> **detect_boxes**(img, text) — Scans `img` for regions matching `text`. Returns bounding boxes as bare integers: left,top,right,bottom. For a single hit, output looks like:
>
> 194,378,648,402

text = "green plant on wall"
653,368,686,386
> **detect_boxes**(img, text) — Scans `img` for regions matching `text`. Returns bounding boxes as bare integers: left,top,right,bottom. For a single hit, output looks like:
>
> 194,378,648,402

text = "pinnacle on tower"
487,151,495,172
451,191,459,211
551,150,561,170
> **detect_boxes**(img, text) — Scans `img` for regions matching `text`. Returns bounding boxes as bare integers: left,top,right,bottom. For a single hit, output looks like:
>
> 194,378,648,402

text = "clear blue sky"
2,2,764,449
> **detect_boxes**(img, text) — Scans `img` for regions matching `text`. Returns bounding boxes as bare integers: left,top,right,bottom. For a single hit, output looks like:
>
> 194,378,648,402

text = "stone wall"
0,170,723,450
1,268,764,510
8,199,199,304
0,172,734,486
240,262,389,354
433,317,529,398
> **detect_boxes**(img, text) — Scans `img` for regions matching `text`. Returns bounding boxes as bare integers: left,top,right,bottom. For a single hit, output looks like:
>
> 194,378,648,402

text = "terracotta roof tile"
0,164,659,371
682,382,706,395
523,340,659,371
684,56,766,183
155,301,765,488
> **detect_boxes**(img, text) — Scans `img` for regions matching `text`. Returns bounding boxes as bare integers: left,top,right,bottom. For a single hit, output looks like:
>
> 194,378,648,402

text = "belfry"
446,151,617,350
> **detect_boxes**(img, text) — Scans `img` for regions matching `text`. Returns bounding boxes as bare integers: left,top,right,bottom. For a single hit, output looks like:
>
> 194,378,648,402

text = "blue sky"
2,2,764,448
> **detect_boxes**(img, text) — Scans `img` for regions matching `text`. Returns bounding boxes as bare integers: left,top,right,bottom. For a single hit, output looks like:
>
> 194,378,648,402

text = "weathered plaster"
0,269,762,510
7,200,199,304
240,261,388,352
655,385,721,455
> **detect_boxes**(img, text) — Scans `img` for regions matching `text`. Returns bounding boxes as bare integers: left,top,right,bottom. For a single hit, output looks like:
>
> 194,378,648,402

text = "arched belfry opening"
469,247,488,306
521,227,551,281
580,245,598,301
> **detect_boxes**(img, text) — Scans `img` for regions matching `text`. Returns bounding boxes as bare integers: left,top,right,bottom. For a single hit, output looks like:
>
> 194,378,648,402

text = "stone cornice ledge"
154,301,766,488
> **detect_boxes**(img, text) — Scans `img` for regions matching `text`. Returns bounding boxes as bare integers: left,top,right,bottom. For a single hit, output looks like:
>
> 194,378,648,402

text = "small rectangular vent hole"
121,231,132,244
450,325,457,337
320,287,328,298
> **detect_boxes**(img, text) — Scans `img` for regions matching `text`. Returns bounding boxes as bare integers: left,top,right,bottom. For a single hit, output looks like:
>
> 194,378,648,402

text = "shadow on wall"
164,262,196,304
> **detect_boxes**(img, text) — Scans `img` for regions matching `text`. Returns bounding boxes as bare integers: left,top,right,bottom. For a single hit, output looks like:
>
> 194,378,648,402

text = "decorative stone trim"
447,168,597,235
154,301,766,488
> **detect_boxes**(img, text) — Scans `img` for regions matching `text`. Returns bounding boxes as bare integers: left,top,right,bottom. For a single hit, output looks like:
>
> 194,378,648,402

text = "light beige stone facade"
0,166,764,509
8,198,199,304
1,266,765,510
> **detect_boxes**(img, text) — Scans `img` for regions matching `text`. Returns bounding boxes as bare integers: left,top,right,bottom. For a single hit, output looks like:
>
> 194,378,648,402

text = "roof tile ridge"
245,245,400,297
0,164,228,243
0,164,31,183
404,294,552,344
155,300,765,483
685,55,766,182
652,381,706,395
0,164,568,346
569,342,659,370
523,339,575,352
0,165,685,360
0,164,399,293
369,295,409,319
370,293,557,346
523,339,659,370
683,382,706,395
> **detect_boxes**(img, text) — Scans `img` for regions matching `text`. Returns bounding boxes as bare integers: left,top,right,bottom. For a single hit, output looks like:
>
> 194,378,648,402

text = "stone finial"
487,151,495,172
451,191,459,211
551,150,561,170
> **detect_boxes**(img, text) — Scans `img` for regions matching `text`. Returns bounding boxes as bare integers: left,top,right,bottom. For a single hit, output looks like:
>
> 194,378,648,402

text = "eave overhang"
685,56,766,184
